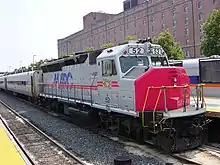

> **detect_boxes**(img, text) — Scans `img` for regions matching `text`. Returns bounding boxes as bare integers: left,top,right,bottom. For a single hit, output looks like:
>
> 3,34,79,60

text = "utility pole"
20,61,23,73
123,11,126,40
105,13,107,43
191,0,196,58
32,55,36,71
147,0,150,37
9,66,11,75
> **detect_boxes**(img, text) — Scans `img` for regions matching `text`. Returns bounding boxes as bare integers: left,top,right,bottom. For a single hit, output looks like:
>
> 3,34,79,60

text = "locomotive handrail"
190,84,206,110
153,89,162,132
141,84,206,128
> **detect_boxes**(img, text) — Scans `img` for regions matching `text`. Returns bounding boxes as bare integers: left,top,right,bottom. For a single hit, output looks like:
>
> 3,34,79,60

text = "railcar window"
200,60,220,83
151,57,168,66
7,81,28,85
119,56,149,73
102,59,117,76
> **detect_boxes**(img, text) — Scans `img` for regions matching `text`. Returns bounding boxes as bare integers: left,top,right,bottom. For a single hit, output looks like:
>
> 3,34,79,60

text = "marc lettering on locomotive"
53,72,73,84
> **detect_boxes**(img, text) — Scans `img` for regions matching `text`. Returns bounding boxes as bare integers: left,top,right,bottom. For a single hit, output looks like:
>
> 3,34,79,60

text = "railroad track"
0,100,89,165
3,93,220,165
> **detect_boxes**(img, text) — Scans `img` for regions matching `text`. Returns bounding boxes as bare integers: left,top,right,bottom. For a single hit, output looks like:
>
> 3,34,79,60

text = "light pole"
146,0,150,37
9,66,11,74
191,0,196,58
32,55,36,71
20,61,23,73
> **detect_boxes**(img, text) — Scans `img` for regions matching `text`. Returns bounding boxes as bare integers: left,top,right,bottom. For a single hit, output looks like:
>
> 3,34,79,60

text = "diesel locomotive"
0,39,208,153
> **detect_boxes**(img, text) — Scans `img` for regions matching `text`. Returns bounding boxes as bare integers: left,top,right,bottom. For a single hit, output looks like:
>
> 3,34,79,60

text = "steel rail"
0,99,88,165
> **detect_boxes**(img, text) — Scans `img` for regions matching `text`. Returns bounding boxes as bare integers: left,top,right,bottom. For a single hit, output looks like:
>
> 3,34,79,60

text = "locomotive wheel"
135,125,144,144
51,101,59,112
58,103,64,113
156,131,175,153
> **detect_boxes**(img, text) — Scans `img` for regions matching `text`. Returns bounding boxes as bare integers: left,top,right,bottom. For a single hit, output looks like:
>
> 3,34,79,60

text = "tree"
84,47,94,52
101,43,114,49
201,9,220,56
124,35,137,41
153,30,184,60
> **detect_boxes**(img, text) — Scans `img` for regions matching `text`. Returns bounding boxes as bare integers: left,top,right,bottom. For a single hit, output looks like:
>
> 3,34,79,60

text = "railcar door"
97,58,119,110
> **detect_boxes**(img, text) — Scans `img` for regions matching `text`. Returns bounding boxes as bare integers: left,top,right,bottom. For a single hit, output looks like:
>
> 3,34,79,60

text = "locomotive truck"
0,39,208,153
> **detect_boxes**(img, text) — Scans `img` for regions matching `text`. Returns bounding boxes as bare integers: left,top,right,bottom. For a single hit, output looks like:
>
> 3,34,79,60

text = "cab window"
102,59,117,76
151,57,169,66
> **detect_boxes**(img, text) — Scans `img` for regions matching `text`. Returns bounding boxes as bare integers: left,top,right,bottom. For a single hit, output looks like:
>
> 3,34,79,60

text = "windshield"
151,57,169,66
119,56,149,73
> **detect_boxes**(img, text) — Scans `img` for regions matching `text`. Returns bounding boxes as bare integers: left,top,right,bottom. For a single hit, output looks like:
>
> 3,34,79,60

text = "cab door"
97,58,119,110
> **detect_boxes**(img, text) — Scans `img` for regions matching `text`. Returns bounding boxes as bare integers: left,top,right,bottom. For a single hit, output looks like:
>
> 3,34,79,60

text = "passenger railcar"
3,71,42,98
0,76,5,90
170,57,220,97
0,39,208,153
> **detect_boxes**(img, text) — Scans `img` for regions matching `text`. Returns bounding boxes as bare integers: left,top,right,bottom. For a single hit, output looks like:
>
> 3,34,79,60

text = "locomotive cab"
96,39,207,153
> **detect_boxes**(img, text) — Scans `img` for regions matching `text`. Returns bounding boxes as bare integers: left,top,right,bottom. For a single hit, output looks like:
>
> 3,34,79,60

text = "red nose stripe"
111,81,119,87
97,82,103,86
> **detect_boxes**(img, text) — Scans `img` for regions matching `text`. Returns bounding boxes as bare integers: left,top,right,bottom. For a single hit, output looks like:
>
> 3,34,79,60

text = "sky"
0,0,124,72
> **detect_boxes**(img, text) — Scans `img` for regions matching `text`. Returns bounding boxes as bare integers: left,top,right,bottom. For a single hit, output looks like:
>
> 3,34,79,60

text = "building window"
198,1,202,9
162,23,165,30
173,20,176,28
184,5,188,13
148,0,152,4
186,39,189,45
172,7,176,17
198,13,203,21
152,26,154,33
185,17,188,26
151,15,154,23
173,29,176,38
199,24,203,33
185,50,190,57
161,13,164,20
185,28,189,35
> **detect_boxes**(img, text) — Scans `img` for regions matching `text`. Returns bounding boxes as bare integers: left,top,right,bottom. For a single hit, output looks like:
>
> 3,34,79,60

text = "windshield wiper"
135,55,142,61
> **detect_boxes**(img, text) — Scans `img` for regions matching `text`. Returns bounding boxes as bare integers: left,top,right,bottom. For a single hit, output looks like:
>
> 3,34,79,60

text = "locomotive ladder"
141,84,206,131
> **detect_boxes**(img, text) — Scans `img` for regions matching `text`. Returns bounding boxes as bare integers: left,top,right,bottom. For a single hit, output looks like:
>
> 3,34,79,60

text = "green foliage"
201,9,220,56
12,58,51,74
63,54,69,57
153,30,184,60
84,47,94,52
124,35,137,41
101,43,114,49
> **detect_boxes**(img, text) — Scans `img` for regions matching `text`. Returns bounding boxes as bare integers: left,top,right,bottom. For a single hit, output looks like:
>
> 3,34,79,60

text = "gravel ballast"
0,91,166,165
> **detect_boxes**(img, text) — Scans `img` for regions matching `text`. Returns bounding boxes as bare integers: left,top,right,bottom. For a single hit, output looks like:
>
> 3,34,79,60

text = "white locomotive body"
0,39,208,153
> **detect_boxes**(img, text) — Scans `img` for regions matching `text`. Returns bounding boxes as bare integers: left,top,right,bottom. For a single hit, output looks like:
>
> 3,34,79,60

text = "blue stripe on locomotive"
189,76,200,84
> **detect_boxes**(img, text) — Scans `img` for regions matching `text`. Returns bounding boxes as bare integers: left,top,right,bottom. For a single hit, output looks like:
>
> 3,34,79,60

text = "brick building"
57,0,220,58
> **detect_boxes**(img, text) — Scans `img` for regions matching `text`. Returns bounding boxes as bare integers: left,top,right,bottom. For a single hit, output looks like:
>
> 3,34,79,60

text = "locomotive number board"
128,47,145,55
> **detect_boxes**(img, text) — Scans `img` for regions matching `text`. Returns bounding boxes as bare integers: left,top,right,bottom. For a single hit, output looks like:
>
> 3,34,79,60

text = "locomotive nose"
134,67,190,112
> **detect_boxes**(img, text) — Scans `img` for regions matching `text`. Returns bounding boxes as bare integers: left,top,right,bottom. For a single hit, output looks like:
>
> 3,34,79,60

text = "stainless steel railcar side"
5,71,42,97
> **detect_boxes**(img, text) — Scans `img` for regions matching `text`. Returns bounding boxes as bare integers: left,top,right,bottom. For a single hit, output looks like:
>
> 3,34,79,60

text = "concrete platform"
0,120,30,165
190,96,220,118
